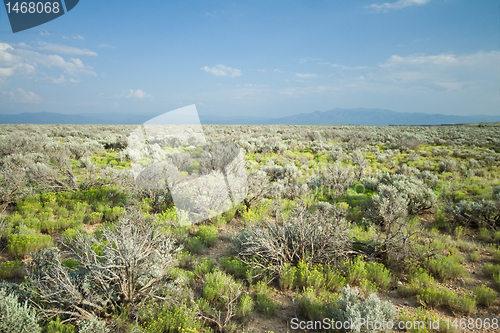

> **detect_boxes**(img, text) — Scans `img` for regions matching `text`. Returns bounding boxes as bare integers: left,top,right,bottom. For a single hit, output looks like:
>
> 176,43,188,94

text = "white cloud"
98,44,115,49
1,88,42,103
332,64,368,70
367,0,431,12
295,73,318,78
202,64,242,77
126,89,151,99
0,42,97,79
39,30,50,36
37,42,97,56
73,35,85,40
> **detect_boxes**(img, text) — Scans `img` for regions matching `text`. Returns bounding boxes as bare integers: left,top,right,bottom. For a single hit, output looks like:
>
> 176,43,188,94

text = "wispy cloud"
1,87,42,103
37,42,97,56
97,44,115,49
126,89,152,99
367,0,431,13
295,73,318,79
332,64,368,70
202,64,242,77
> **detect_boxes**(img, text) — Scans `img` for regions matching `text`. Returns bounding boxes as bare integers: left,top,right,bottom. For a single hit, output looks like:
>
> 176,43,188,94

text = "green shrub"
84,212,103,225
253,281,278,315
7,233,53,258
493,273,500,291
0,260,23,280
447,293,477,316
323,265,347,293
399,267,435,296
418,286,449,309
279,263,296,290
193,258,216,279
365,262,393,291
195,225,218,247
203,270,242,310
220,257,248,279
139,302,203,333
426,255,469,281
169,267,195,287
0,288,40,333
184,237,204,254
478,228,492,241
470,251,481,262
297,287,326,321
474,284,497,307
46,318,75,333
492,250,500,262
236,294,254,319
482,263,500,277
295,261,325,290
347,256,367,286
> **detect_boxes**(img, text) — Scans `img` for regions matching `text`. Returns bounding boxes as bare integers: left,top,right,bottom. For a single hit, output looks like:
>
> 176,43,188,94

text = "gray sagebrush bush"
0,288,40,333
77,317,109,333
444,199,500,230
326,286,396,333
233,201,353,278
26,208,180,322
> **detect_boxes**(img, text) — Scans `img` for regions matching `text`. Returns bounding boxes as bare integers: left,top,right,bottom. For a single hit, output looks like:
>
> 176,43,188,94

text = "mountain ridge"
0,109,499,125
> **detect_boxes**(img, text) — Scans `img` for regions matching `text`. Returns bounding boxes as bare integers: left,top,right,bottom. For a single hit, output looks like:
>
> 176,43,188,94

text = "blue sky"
0,0,498,118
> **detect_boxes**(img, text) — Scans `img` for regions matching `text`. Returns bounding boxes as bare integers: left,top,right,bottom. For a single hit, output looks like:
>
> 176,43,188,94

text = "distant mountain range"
0,108,499,126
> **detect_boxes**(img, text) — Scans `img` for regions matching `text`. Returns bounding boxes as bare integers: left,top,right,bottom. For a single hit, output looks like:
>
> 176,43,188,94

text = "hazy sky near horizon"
0,0,498,118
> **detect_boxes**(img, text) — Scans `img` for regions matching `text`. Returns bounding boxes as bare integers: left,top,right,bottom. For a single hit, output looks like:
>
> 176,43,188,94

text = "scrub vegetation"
0,123,499,332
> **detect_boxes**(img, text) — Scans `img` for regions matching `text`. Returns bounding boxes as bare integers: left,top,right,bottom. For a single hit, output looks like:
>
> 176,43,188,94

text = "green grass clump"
193,258,216,279
220,257,248,279
426,255,469,281
322,265,347,293
469,251,481,262
184,236,204,254
195,225,218,247
236,294,254,319
7,233,53,258
417,286,450,309
46,318,75,333
295,261,325,290
447,293,477,316
0,260,23,280
297,287,327,321
481,263,500,277
474,284,497,307
365,262,393,291
203,270,242,309
399,267,435,296
279,263,297,290
139,302,203,333
253,281,278,315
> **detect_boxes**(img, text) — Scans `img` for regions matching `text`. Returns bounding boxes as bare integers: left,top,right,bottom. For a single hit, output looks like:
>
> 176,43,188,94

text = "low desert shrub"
474,284,497,307
193,258,216,279
220,257,248,279
139,302,203,333
253,281,278,315
46,318,76,333
7,232,53,258
0,288,40,333
0,260,23,280
426,255,469,281
447,293,477,316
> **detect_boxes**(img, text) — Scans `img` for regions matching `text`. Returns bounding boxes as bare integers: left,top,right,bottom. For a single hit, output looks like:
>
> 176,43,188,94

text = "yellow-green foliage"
253,281,278,315
139,302,203,333
0,260,23,280
474,284,497,307
7,233,53,258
